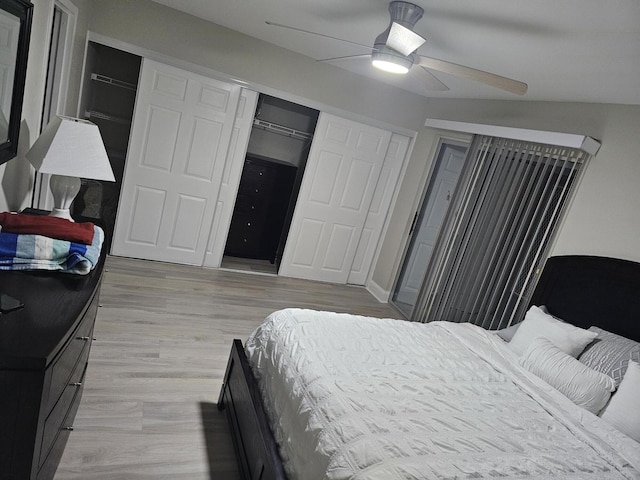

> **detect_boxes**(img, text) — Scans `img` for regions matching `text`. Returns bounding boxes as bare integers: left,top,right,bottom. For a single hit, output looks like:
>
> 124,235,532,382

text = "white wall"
372,100,640,294
0,0,92,212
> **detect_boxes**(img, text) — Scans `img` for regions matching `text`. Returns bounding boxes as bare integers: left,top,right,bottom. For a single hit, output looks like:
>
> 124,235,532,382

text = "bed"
217,255,640,480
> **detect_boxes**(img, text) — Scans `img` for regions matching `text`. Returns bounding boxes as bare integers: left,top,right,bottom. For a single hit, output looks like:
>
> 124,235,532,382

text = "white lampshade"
26,116,115,221
26,116,115,181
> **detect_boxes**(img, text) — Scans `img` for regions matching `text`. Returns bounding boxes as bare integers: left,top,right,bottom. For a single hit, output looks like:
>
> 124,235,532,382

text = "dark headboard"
529,255,640,342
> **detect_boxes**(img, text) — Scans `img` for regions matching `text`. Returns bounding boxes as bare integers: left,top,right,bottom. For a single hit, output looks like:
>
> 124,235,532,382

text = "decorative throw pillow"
579,327,640,387
600,361,640,442
508,305,598,357
520,338,616,415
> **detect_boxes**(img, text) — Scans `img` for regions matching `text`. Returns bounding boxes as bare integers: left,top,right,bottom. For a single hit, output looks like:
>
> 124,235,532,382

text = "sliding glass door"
393,133,590,327
391,140,468,318
416,136,589,329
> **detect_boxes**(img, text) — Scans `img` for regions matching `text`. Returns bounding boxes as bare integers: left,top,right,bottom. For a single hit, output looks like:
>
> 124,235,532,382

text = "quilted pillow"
520,337,616,414
508,306,597,357
579,327,640,387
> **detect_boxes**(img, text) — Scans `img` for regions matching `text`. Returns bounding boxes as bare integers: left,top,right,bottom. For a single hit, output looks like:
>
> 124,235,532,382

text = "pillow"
508,305,598,357
578,327,640,387
496,305,553,341
600,361,640,442
496,323,521,342
520,338,616,414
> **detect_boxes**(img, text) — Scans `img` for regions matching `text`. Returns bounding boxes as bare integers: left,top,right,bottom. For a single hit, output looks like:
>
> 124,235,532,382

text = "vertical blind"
414,135,589,329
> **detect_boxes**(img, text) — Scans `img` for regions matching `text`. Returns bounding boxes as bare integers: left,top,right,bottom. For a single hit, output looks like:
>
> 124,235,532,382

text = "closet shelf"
85,110,131,126
91,73,137,91
253,119,312,141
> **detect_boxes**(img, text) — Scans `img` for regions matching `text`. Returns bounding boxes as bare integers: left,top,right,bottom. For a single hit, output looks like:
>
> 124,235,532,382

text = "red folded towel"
0,212,95,245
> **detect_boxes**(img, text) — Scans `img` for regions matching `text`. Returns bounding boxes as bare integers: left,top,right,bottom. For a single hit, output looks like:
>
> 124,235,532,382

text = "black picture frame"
0,0,32,165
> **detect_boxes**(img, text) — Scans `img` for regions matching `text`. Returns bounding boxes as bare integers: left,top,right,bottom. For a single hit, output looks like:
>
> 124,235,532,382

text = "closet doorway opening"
221,94,319,275
75,42,142,251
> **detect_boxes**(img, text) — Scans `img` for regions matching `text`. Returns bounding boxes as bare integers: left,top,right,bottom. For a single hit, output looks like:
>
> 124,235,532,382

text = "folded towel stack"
0,212,103,275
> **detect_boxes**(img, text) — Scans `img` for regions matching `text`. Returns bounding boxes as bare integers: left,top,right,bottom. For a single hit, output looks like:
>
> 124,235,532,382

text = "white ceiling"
151,0,640,105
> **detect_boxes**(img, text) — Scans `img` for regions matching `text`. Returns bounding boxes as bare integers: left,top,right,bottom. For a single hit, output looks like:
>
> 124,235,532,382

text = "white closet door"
279,113,392,284
203,88,258,267
348,132,410,285
112,59,241,265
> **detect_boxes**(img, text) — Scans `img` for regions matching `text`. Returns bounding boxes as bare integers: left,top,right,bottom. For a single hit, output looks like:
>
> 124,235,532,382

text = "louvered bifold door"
415,135,589,329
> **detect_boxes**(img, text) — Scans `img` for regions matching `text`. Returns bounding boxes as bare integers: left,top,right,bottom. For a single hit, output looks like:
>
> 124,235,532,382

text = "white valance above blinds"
424,119,601,156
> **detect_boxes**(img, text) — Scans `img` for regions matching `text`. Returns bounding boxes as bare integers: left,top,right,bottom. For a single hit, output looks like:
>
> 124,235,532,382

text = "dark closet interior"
74,42,141,251
223,94,319,272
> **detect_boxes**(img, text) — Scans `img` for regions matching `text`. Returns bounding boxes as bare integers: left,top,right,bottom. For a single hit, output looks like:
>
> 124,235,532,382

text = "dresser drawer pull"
76,336,91,341
63,426,74,431
70,382,83,387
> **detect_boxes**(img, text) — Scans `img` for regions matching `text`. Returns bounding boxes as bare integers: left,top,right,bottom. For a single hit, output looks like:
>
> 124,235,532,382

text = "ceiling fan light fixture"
371,50,412,74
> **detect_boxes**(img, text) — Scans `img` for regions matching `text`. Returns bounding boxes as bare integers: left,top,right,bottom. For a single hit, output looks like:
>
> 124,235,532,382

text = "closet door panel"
279,113,392,284
348,132,410,285
112,59,240,265
203,89,259,268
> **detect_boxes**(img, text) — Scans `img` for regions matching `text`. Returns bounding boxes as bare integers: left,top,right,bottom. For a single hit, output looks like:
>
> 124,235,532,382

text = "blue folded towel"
0,225,104,275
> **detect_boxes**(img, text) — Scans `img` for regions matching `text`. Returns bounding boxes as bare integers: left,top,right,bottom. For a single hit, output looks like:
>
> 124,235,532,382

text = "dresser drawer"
243,160,277,184
40,348,90,467
225,229,263,255
46,293,98,414
37,372,85,480
234,194,267,215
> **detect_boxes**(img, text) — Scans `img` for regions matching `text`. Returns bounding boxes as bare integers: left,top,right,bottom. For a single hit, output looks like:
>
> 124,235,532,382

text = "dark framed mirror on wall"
0,0,32,165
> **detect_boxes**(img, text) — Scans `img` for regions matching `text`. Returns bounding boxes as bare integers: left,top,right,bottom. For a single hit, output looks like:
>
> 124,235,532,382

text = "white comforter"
245,308,640,480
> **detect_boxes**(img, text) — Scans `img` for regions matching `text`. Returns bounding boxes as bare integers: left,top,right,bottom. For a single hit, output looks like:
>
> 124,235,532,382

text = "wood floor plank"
55,256,400,479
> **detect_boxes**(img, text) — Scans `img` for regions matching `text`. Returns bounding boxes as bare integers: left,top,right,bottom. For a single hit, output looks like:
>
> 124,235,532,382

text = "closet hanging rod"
91,73,137,91
253,119,312,141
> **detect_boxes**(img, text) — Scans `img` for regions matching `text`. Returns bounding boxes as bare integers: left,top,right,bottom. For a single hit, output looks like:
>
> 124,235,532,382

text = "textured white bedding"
245,308,640,480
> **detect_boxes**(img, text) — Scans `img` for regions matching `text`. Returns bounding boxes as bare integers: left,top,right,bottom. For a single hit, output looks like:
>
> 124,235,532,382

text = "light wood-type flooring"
55,255,400,479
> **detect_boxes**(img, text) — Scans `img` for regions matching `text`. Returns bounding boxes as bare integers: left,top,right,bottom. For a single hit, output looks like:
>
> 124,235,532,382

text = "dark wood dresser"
225,156,297,262
0,255,105,479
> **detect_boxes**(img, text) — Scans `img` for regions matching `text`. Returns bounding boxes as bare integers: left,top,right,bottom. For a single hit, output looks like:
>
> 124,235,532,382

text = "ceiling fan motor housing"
374,1,424,48
372,2,424,71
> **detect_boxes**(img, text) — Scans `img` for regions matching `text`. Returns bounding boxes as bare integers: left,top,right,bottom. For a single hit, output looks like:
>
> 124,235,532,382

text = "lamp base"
48,174,81,222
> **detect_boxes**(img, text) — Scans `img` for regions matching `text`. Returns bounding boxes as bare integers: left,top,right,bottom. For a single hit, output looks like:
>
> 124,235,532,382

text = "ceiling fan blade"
317,54,372,63
418,67,449,91
265,21,372,50
416,55,528,95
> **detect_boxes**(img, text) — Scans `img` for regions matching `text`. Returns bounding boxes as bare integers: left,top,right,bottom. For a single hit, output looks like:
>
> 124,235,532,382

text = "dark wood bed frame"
217,255,640,479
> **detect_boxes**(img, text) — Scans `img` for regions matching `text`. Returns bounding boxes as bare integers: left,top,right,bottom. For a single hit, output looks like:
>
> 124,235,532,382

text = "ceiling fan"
267,1,528,95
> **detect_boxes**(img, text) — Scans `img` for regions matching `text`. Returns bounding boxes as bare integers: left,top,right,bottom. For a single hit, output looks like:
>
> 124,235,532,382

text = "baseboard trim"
366,279,390,303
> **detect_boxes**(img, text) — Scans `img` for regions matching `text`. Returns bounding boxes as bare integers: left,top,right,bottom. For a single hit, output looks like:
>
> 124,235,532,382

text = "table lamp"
25,116,115,221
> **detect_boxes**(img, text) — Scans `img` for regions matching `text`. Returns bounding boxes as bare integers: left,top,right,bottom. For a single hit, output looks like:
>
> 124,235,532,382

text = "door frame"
389,133,471,317
33,0,78,210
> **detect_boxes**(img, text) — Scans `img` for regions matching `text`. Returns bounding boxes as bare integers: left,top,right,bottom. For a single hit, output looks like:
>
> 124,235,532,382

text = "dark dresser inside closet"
224,94,319,270
225,155,296,262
